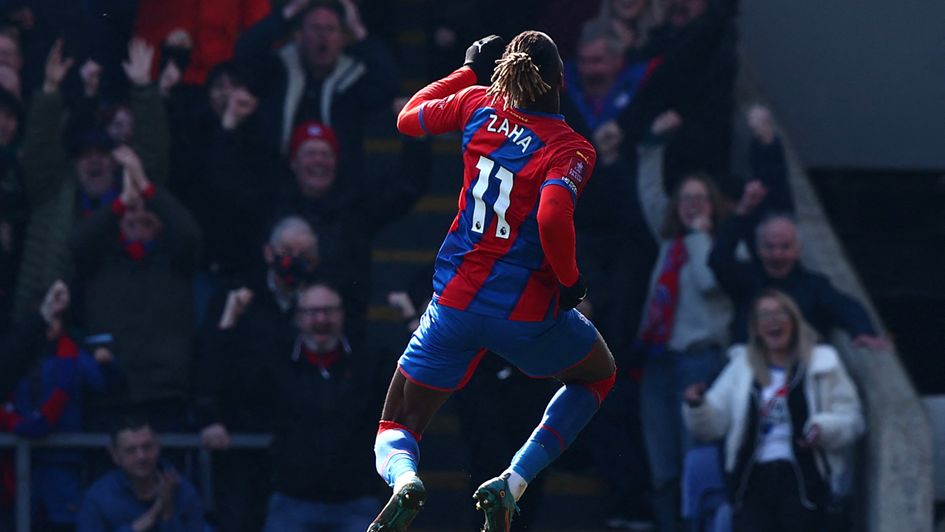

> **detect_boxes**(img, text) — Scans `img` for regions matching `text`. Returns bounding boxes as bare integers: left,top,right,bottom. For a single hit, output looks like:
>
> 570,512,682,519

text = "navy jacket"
77,466,204,532
709,214,876,343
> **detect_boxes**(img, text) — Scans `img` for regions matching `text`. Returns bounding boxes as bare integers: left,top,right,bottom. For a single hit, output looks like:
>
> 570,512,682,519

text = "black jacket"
617,0,738,194
728,365,831,509
70,188,201,403
265,335,390,502
194,274,297,432
708,213,877,343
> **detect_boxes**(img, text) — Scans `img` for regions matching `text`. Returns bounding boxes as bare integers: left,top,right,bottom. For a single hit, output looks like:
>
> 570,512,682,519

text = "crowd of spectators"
0,0,886,531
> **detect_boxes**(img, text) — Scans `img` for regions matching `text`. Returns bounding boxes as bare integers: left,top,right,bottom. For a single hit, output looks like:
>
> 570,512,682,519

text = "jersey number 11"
472,156,515,239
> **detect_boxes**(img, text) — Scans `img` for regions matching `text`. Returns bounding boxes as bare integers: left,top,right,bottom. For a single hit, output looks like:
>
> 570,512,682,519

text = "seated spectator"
194,215,319,532
234,0,399,182
634,110,732,531
0,281,69,398
708,184,888,349
69,146,201,430
561,20,650,139
11,38,168,321
270,121,431,340
0,286,122,530
683,290,865,532
77,416,205,532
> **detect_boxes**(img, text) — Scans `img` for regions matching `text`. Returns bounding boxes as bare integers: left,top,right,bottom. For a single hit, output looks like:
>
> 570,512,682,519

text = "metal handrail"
0,432,273,532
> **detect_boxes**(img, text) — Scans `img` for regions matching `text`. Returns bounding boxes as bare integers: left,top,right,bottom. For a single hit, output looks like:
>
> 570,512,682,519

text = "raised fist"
218,288,254,329
464,35,505,84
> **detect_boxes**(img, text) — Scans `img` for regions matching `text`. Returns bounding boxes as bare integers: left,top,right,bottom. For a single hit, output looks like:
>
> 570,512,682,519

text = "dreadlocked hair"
486,31,557,110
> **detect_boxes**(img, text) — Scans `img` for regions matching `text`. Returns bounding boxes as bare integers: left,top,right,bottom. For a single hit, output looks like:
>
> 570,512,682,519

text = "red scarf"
302,344,343,372
638,237,688,355
118,231,155,261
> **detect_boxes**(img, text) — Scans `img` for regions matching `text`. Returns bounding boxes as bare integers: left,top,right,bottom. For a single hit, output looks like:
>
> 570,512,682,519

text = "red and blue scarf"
637,237,688,356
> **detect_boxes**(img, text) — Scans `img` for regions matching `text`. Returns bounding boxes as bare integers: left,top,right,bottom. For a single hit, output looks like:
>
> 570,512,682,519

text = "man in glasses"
260,282,389,531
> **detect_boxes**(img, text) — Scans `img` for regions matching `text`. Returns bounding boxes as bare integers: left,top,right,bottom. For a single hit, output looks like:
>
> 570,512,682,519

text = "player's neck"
521,92,559,115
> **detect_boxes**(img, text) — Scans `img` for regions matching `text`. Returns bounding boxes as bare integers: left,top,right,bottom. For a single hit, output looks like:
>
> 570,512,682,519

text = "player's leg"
369,370,452,532
375,369,453,488
370,301,485,531
474,313,616,531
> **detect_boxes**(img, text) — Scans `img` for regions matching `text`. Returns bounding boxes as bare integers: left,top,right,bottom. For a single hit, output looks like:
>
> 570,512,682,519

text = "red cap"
289,121,340,159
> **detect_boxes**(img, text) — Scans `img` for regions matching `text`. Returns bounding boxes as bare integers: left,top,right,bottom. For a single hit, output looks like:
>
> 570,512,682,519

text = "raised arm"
121,38,171,186
396,67,476,137
636,111,682,237
397,35,505,136
22,40,73,204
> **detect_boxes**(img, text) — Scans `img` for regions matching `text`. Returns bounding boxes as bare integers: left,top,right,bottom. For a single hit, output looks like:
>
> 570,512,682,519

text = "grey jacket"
636,144,732,352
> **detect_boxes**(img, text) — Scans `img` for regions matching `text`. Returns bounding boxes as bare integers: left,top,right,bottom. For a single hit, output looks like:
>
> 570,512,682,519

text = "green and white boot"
368,476,426,532
473,474,520,532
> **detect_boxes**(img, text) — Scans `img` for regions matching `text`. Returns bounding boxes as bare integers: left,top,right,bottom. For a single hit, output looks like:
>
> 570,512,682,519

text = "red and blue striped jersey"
416,85,596,321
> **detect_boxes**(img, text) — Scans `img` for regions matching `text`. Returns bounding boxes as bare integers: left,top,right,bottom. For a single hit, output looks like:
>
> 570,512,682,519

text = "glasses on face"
296,305,342,317
756,308,789,322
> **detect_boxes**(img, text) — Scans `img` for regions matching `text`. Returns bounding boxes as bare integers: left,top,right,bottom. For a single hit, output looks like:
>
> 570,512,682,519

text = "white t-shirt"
756,366,794,463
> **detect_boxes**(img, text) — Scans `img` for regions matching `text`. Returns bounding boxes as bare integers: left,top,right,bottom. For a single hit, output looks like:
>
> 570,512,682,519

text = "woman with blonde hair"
682,290,864,532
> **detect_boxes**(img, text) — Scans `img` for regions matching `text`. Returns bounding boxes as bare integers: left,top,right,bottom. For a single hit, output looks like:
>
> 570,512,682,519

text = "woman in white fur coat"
682,289,864,532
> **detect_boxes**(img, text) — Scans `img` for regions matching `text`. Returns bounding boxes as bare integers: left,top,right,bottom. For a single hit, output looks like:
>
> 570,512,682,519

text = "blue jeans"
262,492,380,532
641,346,724,531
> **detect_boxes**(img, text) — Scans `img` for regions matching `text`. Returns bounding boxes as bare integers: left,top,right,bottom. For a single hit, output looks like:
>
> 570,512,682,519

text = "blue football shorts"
397,300,599,391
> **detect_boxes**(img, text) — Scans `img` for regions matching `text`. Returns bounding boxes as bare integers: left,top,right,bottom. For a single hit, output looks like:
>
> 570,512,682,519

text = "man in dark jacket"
616,0,738,195
13,38,168,320
233,0,398,184
194,215,319,532
69,146,200,429
199,281,388,531
260,282,388,530
709,184,888,349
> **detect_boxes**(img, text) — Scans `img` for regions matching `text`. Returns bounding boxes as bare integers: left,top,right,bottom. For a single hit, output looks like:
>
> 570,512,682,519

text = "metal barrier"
0,432,272,532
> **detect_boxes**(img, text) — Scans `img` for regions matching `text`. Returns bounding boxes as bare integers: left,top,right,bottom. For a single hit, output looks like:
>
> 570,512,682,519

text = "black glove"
464,35,505,85
558,275,587,311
